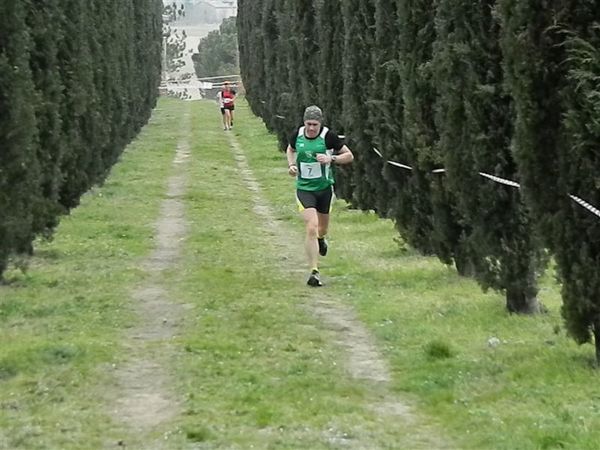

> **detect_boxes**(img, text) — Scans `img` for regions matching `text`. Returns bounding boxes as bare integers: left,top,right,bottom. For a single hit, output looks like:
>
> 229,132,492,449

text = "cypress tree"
393,0,440,255
501,0,600,356
0,0,40,274
131,0,159,133
289,0,319,109
559,20,600,360
434,0,545,313
386,0,469,273
57,0,97,209
26,2,66,236
262,0,291,144
281,0,306,143
238,0,267,117
81,1,110,186
115,1,137,148
316,0,344,133
277,0,315,147
94,0,122,177
337,0,377,205
365,0,402,217
499,0,567,238
134,0,163,126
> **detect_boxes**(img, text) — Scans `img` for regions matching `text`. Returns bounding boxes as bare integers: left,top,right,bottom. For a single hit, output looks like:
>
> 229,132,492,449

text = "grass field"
1,97,599,449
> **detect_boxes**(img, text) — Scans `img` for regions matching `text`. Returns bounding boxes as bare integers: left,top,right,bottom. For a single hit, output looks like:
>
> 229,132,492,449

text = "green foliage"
498,0,569,239
336,0,376,206
237,0,266,117
363,0,401,217
185,425,213,442
192,17,239,78
433,0,546,313
258,0,290,142
27,3,66,235
0,0,40,273
555,23,600,347
499,0,600,350
316,0,344,132
0,0,162,278
388,0,437,256
424,340,454,360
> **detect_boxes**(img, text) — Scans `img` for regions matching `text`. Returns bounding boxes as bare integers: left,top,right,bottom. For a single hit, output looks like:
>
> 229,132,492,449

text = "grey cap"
303,105,323,122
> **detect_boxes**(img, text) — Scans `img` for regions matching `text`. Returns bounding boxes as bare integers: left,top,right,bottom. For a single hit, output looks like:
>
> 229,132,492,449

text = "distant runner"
220,81,236,130
286,105,354,287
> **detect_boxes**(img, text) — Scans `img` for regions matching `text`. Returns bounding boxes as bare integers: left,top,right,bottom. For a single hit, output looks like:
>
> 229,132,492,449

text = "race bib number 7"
300,162,322,179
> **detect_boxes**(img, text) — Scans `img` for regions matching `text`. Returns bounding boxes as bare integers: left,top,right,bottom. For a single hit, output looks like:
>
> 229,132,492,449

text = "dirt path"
107,104,191,448
226,132,453,449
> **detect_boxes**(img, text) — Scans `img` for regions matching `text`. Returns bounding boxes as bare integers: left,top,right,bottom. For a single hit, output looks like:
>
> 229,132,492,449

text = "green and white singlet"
295,126,334,191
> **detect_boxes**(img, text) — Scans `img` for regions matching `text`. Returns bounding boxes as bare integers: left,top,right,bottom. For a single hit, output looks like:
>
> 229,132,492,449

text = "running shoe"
307,269,322,287
318,237,328,257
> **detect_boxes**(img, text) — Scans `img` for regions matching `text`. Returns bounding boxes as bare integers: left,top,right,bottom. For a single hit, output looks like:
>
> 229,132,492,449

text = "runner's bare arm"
333,145,354,164
286,145,298,176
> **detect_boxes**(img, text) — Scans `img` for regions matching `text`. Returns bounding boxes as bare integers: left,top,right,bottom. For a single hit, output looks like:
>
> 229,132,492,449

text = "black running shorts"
296,187,334,214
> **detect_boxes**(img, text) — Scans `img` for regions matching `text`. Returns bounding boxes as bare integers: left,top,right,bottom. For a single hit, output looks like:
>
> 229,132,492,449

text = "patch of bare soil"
227,133,453,449
107,107,191,448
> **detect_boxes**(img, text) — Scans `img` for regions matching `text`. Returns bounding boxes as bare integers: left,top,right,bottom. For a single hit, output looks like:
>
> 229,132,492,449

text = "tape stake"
373,147,383,158
569,194,600,218
478,172,520,188
387,160,413,171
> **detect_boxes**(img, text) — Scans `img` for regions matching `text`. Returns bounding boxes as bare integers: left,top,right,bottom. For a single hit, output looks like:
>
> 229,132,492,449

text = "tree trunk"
454,250,476,278
506,285,544,315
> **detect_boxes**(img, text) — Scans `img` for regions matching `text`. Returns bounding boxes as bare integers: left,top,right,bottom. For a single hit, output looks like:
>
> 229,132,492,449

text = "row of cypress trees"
0,1,163,277
237,1,600,359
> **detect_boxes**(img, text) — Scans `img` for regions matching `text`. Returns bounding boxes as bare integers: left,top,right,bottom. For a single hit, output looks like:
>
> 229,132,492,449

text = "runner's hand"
288,164,298,176
316,154,332,164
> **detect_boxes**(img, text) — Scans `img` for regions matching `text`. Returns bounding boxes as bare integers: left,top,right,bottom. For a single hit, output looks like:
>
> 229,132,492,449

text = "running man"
286,105,354,287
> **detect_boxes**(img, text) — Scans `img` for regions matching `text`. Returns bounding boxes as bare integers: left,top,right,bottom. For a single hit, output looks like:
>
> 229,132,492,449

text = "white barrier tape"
569,195,600,218
478,172,520,189
378,152,600,219
197,74,241,81
275,115,286,119
387,160,413,170
375,147,600,222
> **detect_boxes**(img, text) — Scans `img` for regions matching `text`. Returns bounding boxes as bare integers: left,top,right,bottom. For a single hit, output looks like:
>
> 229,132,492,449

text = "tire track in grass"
226,131,452,449
108,104,191,448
